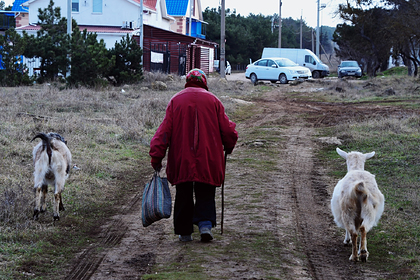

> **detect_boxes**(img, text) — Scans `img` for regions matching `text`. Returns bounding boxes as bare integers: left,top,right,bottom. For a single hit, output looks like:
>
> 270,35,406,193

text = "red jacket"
149,86,238,186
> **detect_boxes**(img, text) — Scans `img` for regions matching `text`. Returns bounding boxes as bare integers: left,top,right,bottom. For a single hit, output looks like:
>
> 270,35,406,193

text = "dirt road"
65,76,390,279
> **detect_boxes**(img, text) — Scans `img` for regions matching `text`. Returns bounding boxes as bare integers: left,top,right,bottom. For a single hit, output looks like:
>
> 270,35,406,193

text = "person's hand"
152,162,162,172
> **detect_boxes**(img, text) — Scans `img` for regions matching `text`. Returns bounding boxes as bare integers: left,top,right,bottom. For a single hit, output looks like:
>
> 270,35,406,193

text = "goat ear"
336,147,347,159
365,151,375,160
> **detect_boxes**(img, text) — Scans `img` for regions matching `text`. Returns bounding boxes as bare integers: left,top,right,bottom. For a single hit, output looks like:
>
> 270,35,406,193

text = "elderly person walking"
149,69,238,242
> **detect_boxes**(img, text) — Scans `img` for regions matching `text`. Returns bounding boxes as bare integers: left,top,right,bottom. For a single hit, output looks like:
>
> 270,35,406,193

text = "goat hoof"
360,250,368,262
349,255,358,262
33,210,39,220
53,215,60,221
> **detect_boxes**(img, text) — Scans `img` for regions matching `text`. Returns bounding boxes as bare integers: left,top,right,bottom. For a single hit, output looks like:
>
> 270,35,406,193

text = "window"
305,55,316,65
72,0,79,12
92,0,102,13
256,60,267,66
267,60,276,67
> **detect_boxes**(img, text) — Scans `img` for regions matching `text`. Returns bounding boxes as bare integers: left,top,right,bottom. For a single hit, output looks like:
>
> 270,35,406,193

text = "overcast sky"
201,0,344,28
3,0,344,28
3,0,13,8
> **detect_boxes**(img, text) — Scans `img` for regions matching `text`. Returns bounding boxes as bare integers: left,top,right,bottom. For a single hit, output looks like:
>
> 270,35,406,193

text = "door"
266,59,279,80
303,55,317,72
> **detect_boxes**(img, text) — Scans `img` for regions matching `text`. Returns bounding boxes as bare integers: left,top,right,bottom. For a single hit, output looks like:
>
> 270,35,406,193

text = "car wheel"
279,73,288,84
250,73,258,84
312,71,321,79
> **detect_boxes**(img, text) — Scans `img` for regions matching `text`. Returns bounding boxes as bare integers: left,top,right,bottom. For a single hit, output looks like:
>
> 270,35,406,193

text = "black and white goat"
331,148,385,262
32,132,72,220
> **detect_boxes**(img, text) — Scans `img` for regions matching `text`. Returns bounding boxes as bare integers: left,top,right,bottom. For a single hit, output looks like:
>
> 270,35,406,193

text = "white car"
245,57,312,84
214,60,231,75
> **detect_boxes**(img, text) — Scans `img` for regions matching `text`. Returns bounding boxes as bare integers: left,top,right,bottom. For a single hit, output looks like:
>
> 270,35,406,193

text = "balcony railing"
0,13,15,30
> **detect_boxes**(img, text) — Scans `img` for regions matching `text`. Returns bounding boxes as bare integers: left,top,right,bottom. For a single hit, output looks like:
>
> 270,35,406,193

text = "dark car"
338,61,362,78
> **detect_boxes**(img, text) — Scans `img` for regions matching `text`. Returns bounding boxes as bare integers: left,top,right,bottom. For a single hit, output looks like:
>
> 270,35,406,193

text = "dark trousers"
174,182,216,235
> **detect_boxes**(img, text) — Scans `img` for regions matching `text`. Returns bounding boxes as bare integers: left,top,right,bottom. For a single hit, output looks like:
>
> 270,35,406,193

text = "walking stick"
221,152,228,235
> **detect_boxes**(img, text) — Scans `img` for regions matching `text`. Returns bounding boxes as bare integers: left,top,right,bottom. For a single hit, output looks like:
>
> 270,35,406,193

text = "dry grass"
0,72,255,229
0,72,257,278
306,76,420,102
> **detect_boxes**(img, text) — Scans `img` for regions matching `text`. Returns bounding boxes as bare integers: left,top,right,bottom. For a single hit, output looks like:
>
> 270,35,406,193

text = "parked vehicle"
245,57,312,84
262,48,330,78
214,60,231,75
338,61,362,78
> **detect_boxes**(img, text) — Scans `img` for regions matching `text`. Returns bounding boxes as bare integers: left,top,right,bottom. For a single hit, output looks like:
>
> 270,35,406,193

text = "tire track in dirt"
260,89,385,280
280,124,343,279
65,192,141,280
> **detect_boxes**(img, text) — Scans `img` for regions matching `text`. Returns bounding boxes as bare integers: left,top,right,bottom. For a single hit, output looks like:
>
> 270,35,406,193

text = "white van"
262,48,329,78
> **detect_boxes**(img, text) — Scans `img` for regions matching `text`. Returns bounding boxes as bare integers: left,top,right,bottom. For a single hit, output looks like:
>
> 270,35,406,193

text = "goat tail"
354,182,368,204
32,133,52,165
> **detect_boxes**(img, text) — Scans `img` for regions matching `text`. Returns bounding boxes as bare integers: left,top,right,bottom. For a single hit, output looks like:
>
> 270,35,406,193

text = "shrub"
67,27,115,87
107,34,143,86
0,28,32,86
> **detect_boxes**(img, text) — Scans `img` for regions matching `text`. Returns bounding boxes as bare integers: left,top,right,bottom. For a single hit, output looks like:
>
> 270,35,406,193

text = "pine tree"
0,28,32,86
68,27,115,87
108,34,143,86
32,0,70,83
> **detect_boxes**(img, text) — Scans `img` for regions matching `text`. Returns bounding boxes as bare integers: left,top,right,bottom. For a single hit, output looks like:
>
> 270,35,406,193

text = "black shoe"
200,228,213,242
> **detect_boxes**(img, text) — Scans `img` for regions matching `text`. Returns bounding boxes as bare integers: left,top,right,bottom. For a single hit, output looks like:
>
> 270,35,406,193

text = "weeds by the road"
315,77,420,278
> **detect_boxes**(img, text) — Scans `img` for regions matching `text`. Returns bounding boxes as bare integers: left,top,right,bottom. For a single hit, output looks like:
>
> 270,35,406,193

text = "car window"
305,55,315,64
255,60,268,66
341,61,359,67
267,60,276,67
275,58,298,67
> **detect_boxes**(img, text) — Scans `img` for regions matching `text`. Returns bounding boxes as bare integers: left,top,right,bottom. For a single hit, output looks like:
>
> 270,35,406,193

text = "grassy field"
1,71,420,278
0,72,252,279
314,75,420,277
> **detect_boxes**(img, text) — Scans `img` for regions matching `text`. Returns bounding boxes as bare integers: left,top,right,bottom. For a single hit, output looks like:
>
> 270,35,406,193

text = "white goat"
32,132,72,221
331,147,385,262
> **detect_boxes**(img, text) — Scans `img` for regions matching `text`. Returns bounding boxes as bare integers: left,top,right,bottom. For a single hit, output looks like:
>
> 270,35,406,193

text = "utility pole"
278,0,282,48
67,0,71,77
220,0,226,78
189,0,192,36
67,0,71,35
140,0,144,65
316,0,320,58
300,11,302,49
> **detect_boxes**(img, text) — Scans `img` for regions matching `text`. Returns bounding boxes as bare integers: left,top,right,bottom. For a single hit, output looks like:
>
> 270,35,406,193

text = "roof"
166,0,189,16
132,0,157,11
12,0,29,12
16,25,136,34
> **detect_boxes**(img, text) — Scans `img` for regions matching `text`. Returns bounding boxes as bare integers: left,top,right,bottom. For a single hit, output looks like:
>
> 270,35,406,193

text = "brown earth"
64,75,394,279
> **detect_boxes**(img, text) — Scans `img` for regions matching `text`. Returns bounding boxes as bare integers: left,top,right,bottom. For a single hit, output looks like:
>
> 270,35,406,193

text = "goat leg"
40,184,48,212
359,226,369,262
343,229,352,245
53,193,61,221
33,187,42,220
349,232,359,262
59,193,65,211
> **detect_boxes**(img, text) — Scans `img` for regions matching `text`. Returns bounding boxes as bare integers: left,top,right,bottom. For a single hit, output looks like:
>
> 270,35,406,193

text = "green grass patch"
318,112,420,277
379,66,408,76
